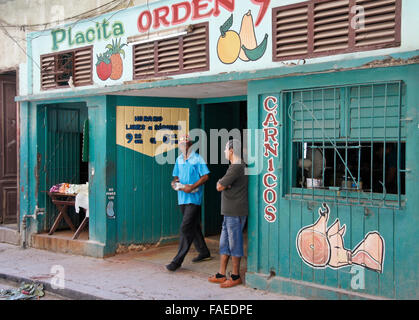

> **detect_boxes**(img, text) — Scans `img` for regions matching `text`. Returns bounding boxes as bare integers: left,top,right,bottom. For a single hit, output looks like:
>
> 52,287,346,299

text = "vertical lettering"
264,205,277,223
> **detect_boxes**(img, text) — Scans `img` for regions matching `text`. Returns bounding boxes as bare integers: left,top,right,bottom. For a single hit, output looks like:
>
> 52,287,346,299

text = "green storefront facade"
17,0,419,299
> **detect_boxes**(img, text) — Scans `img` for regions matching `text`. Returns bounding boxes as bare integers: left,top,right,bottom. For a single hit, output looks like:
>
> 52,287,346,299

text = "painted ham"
296,203,385,274
351,232,384,273
297,203,331,267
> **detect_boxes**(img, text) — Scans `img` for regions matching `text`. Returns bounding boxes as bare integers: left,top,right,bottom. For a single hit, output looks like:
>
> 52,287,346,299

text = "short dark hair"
226,139,241,157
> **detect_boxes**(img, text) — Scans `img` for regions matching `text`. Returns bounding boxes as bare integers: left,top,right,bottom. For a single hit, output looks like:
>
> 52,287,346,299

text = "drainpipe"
21,206,45,249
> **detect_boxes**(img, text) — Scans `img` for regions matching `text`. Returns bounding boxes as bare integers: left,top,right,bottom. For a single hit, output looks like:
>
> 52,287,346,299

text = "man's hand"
182,184,194,193
216,181,228,192
171,177,179,190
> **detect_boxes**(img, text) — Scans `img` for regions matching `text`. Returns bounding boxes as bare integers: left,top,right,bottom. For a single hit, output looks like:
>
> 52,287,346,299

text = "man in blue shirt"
166,135,211,271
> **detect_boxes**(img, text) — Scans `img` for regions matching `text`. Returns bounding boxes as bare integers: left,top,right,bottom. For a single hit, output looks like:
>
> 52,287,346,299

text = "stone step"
0,225,20,246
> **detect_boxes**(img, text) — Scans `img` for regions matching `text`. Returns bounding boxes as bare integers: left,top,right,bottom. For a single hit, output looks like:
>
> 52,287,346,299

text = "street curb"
0,272,103,300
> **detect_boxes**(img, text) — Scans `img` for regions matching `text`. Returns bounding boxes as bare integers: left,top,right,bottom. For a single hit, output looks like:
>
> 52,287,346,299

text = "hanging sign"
116,106,189,157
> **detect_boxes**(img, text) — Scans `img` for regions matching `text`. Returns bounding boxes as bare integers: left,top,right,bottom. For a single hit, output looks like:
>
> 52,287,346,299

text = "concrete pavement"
0,241,302,300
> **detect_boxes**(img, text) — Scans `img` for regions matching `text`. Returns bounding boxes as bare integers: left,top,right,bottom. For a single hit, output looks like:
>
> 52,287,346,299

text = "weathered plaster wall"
0,0,158,71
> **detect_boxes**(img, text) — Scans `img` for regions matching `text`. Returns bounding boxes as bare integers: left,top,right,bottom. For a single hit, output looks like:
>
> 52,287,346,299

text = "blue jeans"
219,216,247,257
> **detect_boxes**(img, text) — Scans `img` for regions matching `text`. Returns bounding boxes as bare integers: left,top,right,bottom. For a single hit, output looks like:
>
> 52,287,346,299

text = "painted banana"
241,33,268,61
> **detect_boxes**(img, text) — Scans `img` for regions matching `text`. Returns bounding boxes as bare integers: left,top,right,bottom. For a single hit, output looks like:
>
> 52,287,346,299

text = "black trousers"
172,204,210,266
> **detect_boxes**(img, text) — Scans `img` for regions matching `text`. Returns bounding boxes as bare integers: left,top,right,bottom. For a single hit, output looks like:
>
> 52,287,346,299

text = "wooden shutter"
182,24,208,71
313,0,350,53
40,55,56,90
273,3,309,59
355,0,401,47
133,23,209,79
73,46,93,86
41,46,92,90
157,37,181,74
133,42,155,78
272,0,401,61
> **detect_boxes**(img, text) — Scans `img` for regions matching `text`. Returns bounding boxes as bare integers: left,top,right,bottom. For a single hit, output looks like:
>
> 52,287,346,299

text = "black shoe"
166,262,181,271
192,253,212,263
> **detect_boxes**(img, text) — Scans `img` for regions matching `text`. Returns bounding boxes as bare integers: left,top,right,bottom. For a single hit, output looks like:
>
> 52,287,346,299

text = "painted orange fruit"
217,30,241,65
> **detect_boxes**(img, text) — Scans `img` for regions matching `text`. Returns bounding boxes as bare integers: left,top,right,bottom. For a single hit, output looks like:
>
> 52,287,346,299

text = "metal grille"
285,81,406,209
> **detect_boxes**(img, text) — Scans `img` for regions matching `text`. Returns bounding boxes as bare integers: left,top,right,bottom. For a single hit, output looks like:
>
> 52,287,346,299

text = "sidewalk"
0,242,302,300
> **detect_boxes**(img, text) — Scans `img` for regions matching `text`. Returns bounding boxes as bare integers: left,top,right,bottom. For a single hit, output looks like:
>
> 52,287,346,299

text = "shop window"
133,23,209,79
41,46,93,90
272,0,401,61
285,81,406,208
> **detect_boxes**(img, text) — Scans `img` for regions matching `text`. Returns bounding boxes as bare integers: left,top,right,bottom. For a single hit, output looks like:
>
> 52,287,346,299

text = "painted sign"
136,0,270,33
96,38,127,81
217,11,268,64
51,19,125,51
296,203,385,273
29,0,413,96
262,96,279,223
116,106,189,157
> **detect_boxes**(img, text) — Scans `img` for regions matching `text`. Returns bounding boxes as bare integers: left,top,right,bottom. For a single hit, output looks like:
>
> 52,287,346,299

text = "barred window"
285,81,406,209
40,46,93,90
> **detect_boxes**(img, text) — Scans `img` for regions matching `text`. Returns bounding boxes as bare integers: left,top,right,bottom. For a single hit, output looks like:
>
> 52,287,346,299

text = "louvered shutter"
273,3,309,59
133,23,209,79
133,42,155,78
41,46,92,90
41,55,56,90
272,0,401,61
157,37,181,74
355,0,400,47
73,47,93,86
313,0,350,53
182,24,208,71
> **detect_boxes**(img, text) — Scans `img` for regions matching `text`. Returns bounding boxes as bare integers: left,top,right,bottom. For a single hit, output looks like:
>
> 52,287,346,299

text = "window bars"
285,81,406,209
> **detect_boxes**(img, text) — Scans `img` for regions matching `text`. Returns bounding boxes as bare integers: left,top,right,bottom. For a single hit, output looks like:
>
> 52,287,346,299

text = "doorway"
201,100,247,237
0,71,18,226
38,103,89,233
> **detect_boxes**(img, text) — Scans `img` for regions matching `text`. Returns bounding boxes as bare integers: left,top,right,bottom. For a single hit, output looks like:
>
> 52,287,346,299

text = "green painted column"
86,96,117,257
19,101,30,223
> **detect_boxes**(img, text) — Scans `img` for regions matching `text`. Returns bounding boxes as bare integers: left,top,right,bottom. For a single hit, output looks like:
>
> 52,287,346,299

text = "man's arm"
171,176,179,190
216,181,228,192
216,165,239,192
182,174,209,193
